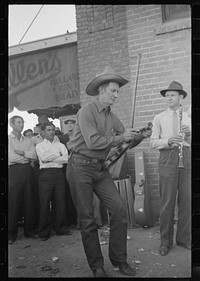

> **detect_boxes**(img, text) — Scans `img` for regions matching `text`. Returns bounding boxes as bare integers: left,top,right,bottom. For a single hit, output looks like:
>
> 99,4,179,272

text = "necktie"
173,111,179,136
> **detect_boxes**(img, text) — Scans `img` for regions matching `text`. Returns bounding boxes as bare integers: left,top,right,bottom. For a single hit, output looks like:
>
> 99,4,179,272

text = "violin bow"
130,53,142,129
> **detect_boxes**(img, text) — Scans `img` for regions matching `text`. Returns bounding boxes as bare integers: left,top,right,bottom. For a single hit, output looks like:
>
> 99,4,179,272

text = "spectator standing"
36,122,71,241
61,117,78,227
31,115,60,231
8,116,37,244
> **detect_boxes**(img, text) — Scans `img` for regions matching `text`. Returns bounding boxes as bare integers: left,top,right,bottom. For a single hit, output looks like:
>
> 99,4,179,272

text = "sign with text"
9,44,79,112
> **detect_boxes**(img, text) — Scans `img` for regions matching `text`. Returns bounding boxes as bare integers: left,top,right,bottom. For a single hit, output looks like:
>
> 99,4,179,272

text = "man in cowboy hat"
66,66,152,277
150,81,191,256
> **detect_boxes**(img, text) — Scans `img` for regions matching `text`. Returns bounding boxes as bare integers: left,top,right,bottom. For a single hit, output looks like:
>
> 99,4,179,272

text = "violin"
101,122,152,171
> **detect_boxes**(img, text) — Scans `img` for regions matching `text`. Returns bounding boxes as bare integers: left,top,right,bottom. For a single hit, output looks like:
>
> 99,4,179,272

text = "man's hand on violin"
140,129,152,139
123,128,152,143
123,129,140,142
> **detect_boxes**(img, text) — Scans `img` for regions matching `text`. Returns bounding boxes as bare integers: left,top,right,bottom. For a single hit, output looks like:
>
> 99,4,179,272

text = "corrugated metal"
9,32,77,58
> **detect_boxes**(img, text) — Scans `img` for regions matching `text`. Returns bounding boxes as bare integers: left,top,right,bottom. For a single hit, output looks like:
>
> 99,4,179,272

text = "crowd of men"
8,115,77,243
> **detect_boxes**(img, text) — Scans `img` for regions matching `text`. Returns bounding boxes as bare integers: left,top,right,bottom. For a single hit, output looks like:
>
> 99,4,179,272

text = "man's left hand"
131,129,152,140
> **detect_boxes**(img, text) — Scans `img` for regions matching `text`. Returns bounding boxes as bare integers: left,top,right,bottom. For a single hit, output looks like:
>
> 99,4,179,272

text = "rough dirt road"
8,222,191,278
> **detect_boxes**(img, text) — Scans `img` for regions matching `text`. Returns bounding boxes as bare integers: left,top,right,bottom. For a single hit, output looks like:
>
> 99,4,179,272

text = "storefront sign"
9,44,79,112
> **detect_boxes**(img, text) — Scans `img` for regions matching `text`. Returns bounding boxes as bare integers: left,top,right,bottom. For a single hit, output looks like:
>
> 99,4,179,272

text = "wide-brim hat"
160,81,187,99
86,66,129,96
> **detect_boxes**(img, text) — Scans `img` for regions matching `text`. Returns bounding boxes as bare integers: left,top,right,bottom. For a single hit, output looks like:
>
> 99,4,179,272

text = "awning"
9,43,80,113
28,104,81,119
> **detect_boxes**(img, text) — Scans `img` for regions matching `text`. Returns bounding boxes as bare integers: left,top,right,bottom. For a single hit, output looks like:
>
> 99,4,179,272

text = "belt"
9,162,30,166
40,168,62,171
71,152,105,165
160,146,190,152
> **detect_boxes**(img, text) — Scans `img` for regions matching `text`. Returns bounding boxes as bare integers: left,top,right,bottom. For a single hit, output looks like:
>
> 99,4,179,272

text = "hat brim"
64,120,76,124
160,89,187,99
86,74,128,96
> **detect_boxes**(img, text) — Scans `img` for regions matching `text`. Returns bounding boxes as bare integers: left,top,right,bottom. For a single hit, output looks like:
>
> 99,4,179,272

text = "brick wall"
75,5,191,220
126,5,191,218
75,5,132,120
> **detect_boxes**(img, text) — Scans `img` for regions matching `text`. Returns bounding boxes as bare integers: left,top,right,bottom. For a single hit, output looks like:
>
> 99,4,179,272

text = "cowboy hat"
86,66,129,96
160,81,187,99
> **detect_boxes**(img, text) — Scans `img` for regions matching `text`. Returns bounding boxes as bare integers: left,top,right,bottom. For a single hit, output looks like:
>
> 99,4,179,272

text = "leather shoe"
24,233,37,239
40,236,49,241
159,245,170,256
8,238,16,245
111,261,136,276
57,230,72,236
177,241,191,250
92,267,108,278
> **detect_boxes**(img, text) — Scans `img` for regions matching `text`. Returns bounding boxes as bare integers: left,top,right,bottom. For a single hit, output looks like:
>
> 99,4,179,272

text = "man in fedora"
150,81,191,256
66,66,152,277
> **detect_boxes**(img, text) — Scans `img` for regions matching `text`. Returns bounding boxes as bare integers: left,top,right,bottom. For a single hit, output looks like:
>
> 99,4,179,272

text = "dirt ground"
8,222,191,278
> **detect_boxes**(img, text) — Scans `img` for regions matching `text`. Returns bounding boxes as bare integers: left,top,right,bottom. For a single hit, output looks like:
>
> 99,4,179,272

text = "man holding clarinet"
150,81,191,256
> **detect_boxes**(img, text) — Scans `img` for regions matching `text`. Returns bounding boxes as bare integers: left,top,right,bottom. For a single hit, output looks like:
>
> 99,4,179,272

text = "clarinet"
178,104,184,169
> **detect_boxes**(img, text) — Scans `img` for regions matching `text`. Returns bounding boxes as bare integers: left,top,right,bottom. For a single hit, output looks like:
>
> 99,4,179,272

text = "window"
162,5,191,22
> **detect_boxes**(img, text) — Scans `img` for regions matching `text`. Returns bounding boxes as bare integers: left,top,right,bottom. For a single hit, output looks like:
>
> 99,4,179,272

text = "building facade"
75,4,191,220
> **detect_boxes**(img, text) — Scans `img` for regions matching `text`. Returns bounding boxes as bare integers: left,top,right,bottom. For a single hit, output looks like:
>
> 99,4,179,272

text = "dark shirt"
57,133,70,146
68,99,125,159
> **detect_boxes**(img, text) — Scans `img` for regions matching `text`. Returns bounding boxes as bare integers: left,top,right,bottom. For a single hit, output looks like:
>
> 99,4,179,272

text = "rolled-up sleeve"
150,116,169,150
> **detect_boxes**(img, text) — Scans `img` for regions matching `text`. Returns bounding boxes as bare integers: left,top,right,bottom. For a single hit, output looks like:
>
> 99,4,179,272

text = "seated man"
35,122,71,241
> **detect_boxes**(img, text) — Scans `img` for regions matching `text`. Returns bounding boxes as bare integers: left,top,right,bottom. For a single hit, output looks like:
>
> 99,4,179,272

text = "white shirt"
150,108,191,150
9,132,37,165
36,138,68,169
